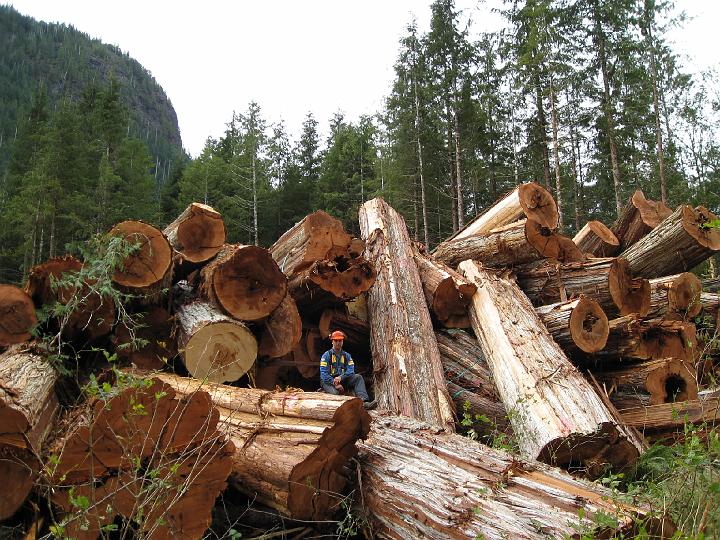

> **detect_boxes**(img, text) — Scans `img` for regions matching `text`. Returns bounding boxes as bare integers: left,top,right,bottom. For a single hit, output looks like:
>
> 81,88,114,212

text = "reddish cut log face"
682,206,720,250
185,321,258,383
525,220,584,262
668,273,702,318
176,203,226,262
609,258,651,316
0,285,37,346
586,221,619,246
110,221,173,289
569,297,609,353
518,182,559,229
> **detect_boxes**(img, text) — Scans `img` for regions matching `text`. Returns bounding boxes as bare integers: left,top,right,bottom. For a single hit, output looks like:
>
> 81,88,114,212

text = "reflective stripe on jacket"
319,349,355,384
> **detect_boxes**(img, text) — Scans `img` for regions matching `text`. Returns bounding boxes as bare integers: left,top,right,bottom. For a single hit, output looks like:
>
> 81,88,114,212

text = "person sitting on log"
320,330,376,409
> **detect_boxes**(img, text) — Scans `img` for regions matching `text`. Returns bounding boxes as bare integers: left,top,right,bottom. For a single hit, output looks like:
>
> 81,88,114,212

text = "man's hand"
333,376,344,393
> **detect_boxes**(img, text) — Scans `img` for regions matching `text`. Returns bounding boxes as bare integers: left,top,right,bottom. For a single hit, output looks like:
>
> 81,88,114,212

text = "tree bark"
618,391,719,432
647,272,702,320
459,260,640,476
256,294,302,359
549,76,564,231
611,190,673,252
359,198,455,431
163,202,226,263
535,297,609,354
573,220,620,257
620,205,720,279
0,284,37,346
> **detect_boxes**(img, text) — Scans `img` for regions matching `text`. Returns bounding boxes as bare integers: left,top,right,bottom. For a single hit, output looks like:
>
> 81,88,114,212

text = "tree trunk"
453,107,465,229
549,77,563,231
163,202,226,264
359,198,455,431
176,299,258,383
459,260,640,476
433,219,582,269
647,273,702,320
0,284,37,346
256,294,302,359
359,414,673,539
113,306,176,370
620,205,720,279
535,297,609,354
535,71,552,190
611,190,672,252
155,373,371,521
573,220,619,257
200,243,287,321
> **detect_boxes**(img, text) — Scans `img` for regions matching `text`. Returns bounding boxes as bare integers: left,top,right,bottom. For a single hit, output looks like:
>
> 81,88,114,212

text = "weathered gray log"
611,189,673,252
573,220,620,257
459,260,640,476
535,297,609,354
359,198,455,431
163,202,226,263
647,273,702,320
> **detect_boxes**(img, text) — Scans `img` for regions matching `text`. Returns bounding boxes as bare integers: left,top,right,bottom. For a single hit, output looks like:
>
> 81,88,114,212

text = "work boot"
363,399,377,410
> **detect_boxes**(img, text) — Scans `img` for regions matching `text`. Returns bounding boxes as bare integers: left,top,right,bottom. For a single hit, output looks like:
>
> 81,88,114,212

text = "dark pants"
321,373,369,401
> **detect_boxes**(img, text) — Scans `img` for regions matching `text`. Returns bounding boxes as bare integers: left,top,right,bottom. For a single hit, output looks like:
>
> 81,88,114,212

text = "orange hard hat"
330,330,346,340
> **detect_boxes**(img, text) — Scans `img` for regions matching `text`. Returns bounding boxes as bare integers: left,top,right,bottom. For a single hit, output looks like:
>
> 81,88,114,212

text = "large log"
359,198,455,430
256,293,302,358
163,202,226,263
359,414,674,540
535,297,609,354
0,284,37,346
269,210,351,275
621,205,720,278
110,220,173,295
113,306,176,370
459,260,639,476
619,391,720,433
200,243,287,321
647,272,702,320
611,189,673,252
155,373,371,521
516,257,650,317
176,299,258,383
573,220,620,257
433,219,583,269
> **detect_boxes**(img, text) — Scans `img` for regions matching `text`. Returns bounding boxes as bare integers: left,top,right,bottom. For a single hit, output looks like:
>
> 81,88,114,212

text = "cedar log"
257,294,302,358
647,272,702,320
535,297,609,354
110,220,173,294
0,284,37,346
573,220,619,257
113,306,176,370
611,190,673,252
163,202,226,263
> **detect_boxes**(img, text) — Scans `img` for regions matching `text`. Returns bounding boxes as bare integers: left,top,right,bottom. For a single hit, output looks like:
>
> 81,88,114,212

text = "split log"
176,299,258,383
459,260,639,476
0,284,37,346
113,306,176,370
535,297,609,354
516,257,650,317
359,414,674,540
573,220,619,257
647,272,702,320
621,205,720,278
110,220,173,295
256,294,302,359
359,198,455,430
434,219,583,269
163,202,226,263
413,248,476,326
269,210,351,275
154,373,371,521
200,243,287,321
611,189,673,252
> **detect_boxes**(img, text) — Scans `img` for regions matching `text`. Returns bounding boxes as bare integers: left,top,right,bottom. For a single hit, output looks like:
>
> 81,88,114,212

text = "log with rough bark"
163,202,226,263
459,260,640,476
154,373,371,521
256,294,302,358
113,306,176,370
359,198,455,430
647,272,702,320
200,243,287,321
621,205,720,278
700,291,720,315
269,210,352,275
619,390,719,433
110,220,173,295
516,257,650,318
176,299,258,383
0,284,37,346
535,297,609,354
434,219,583,269
359,413,674,540
573,220,620,257
612,189,673,252
413,248,476,326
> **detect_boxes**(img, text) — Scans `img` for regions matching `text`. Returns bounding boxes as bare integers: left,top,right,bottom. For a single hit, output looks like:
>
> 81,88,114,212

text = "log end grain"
174,203,227,263
518,181,559,230
633,189,673,228
184,320,258,383
569,297,609,353
0,447,35,520
257,294,302,358
668,272,702,318
526,220,584,263
110,221,173,289
609,258,651,316
683,205,720,251
645,358,698,405
0,284,37,346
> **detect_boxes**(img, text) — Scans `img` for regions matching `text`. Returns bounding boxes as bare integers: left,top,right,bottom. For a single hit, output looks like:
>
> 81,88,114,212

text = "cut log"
318,307,370,346
459,260,639,476
446,382,510,435
359,198,455,430
200,243,287,321
700,291,720,315
359,413,674,539
176,299,258,383
0,284,37,346
621,205,720,278
0,446,36,521
113,306,176,370
516,257,650,317
535,297,609,354
573,220,620,257
619,391,720,432
269,210,352,275
292,334,318,380
257,294,302,358
434,219,583,268
647,272,702,320
110,220,173,294
154,373,371,521
612,189,673,252
163,202,226,263
413,248,476,325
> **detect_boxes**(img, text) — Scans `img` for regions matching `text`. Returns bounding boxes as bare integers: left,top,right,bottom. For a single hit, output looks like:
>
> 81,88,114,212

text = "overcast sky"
7,1,719,157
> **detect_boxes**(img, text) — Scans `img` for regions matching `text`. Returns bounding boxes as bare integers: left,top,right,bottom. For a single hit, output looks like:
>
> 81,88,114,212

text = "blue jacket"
320,349,355,384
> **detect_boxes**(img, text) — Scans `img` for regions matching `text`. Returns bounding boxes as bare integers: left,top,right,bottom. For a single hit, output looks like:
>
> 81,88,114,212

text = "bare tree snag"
434,219,583,269
359,198,455,430
110,220,173,294
114,306,176,370
413,248,476,325
269,210,351,275
573,220,619,257
359,414,674,539
621,205,720,278
163,202,226,263
176,300,258,383
647,273,702,320
535,297,609,354
516,257,650,318
0,284,37,346
612,190,672,251
200,244,287,321
257,294,302,358
459,260,639,476
154,373,371,521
